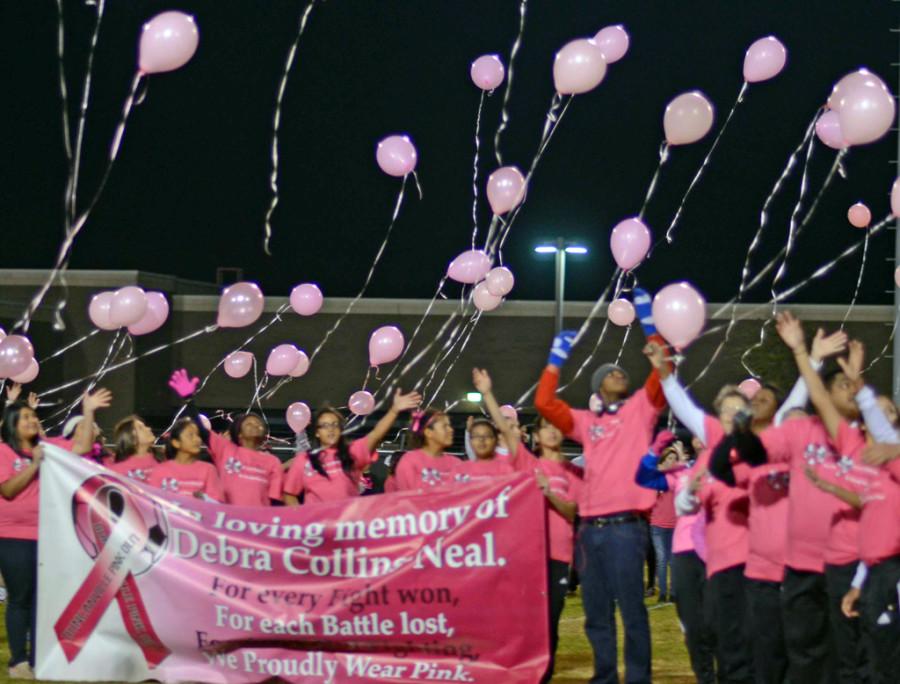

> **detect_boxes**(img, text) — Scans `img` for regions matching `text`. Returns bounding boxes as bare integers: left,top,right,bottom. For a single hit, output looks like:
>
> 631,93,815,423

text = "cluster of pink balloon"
816,69,895,149
369,325,405,367
89,288,170,334
138,11,199,75
0,329,37,383
553,24,629,96
266,344,310,378
446,250,515,311
651,282,707,350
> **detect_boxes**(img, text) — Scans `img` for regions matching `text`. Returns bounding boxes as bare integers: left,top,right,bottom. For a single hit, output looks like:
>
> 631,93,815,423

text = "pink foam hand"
168,368,199,398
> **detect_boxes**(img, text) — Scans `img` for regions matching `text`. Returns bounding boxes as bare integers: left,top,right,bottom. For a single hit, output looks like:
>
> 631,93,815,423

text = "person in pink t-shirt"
775,313,872,684
0,388,104,678
392,409,462,490
105,415,160,483
284,389,421,505
149,419,224,502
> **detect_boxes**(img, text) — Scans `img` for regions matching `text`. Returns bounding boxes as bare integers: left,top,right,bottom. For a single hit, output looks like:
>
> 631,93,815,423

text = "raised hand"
5,382,22,404
548,330,577,368
810,328,847,362
82,388,112,413
26,392,39,410
775,312,805,351
837,341,865,393
642,341,666,369
392,389,422,413
472,368,492,395
169,368,200,398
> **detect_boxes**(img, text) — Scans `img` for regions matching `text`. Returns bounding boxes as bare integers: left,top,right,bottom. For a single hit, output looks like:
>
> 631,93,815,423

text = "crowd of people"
1,293,899,684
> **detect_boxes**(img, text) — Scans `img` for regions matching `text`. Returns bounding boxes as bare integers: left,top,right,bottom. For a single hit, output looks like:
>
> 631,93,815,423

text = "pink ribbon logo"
54,474,170,667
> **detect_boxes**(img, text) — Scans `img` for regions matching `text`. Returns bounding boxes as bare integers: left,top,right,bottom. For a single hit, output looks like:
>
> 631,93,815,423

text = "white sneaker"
8,662,35,680
0,586,6,603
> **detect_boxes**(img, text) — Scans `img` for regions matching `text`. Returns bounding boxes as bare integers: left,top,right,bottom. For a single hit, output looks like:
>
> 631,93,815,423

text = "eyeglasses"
316,421,340,430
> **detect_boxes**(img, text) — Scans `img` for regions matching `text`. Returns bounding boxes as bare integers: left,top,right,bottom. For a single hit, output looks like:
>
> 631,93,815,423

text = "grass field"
0,593,694,683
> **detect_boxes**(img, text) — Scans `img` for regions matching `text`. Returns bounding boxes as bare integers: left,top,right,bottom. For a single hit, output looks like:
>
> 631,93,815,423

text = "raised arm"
776,312,841,440
534,331,577,435
841,340,899,445
168,369,210,443
472,368,520,454
774,329,845,425
644,341,706,442
72,388,112,455
365,389,422,452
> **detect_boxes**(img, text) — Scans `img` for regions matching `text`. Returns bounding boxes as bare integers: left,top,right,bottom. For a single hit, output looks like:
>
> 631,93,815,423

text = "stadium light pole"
534,238,589,334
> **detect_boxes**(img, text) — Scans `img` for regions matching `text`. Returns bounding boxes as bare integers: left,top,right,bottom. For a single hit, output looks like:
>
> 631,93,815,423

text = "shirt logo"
160,478,180,492
835,455,854,477
128,468,148,481
224,457,243,475
13,458,25,473
588,417,623,443
421,468,443,486
803,443,831,466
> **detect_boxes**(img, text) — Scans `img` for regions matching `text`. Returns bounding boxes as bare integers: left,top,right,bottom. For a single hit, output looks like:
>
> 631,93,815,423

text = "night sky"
1,1,897,307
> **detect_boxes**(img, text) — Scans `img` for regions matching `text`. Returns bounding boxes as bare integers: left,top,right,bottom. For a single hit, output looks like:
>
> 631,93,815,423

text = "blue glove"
548,330,577,368
633,287,657,337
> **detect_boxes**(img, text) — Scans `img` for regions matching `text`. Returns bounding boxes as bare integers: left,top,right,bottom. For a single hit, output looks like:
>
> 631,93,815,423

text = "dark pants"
706,565,753,683
577,518,651,684
542,559,571,684
781,567,830,684
646,531,656,590
745,578,787,684
859,556,900,684
0,538,37,668
651,526,674,599
671,551,716,684
825,561,868,683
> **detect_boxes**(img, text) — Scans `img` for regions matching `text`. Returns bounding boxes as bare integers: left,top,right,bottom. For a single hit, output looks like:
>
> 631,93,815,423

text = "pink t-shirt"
105,453,159,483
393,449,463,491
456,444,530,481
693,417,750,578
532,455,583,563
666,467,701,554
761,416,842,573
567,389,661,517
148,460,224,502
650,489,676,528
832,422,900,566
734,462,789,583
207,433,283,506
0,436,73,541
283,437,375,504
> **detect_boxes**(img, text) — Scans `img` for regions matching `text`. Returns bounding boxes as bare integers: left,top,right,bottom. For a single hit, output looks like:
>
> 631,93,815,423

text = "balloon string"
637,142,670,222
39,324,217,398
425,311,483,407
615,323,633,366
263,0,319,255
14,71,144,335
246,362,269,416
417,304,478,401
471,90,486,249
38,329,101,363
493,0,528,166
54,0,72,162
864,316,898,373
664,82,747,243
840,228,870,330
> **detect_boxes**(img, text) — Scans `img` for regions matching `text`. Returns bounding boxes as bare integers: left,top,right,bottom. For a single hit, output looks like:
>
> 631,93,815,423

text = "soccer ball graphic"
71,476,169,577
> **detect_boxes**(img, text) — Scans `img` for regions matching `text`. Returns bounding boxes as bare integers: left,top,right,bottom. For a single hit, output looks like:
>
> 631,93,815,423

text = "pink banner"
38,448,549,683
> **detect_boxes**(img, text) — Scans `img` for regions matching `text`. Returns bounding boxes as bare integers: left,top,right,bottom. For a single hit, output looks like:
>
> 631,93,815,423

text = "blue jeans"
650,526,674,598
577,519,651,684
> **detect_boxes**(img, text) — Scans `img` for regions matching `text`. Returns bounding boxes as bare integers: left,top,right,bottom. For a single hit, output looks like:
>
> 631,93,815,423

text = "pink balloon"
499,404,518,423
485,266,515,297
138,11,199,75
815,110,846,150
652,282,707,350
266,344,302,376
847,203,871,229
553,39,607,95
127,292,169,335
198,414,212,431
369,326,405,366
891,177,900,217
11,358,39,384
610,218,652,270
0,327,5,341
217,282,264,328
289,351,310,378
664,91,715,145
895,266,900,289
0,335,35,379
608,299,636,326
447,249,492,284
88,292,117,331
289,283,323,316
349,391,376,416
828,69,883,111
837,76,896,145
224,351,254,379
473,282,502,312
376,135,417,177
738,378,762,399
593,25,629,64
486,166,527,215
743,36,787,83
109,286,148,328
470,54,505,90
286,402,311,433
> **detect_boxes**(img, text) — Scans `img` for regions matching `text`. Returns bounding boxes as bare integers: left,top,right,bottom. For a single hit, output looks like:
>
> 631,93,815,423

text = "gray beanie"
591,363,629,394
